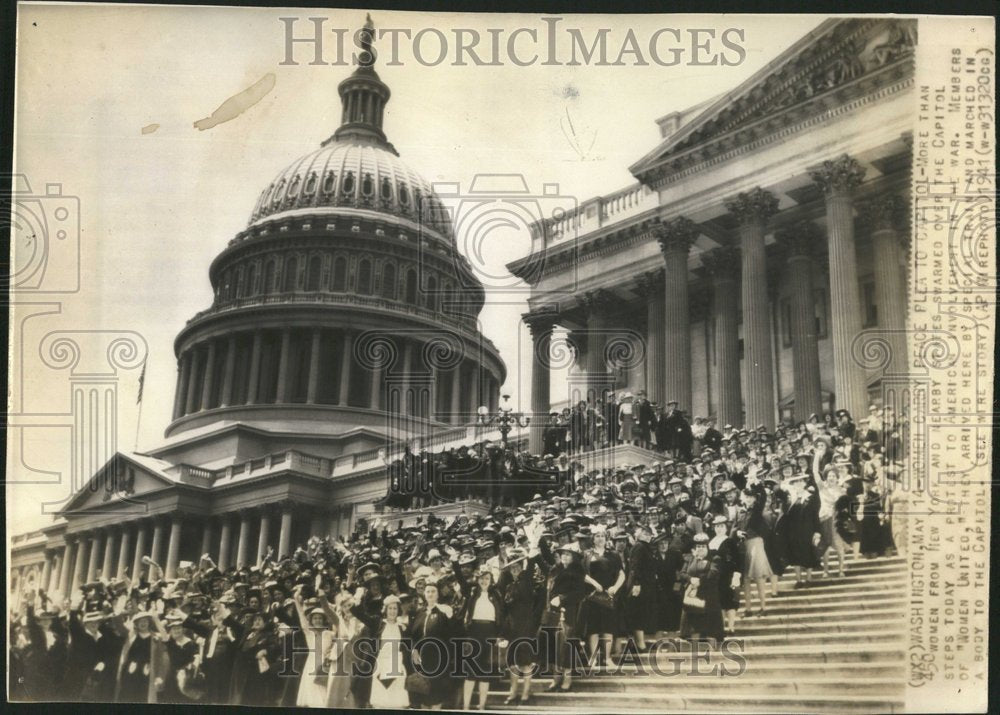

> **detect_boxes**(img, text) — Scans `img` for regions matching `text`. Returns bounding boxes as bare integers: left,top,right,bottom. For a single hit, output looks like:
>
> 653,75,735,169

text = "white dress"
296,628,332,707
369,621,409,709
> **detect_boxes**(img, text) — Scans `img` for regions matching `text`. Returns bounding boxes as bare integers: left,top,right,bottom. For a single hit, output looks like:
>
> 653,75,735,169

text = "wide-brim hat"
555,542,581,555
692,532,710,544
458,551,478,566
82,610,109,623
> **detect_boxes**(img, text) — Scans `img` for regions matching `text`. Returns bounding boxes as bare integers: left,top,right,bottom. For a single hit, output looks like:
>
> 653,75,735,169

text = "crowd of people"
10,403,908,708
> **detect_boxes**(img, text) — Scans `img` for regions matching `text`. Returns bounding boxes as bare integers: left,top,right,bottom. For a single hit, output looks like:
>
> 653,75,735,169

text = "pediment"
60,452,177,514
630,18,916,184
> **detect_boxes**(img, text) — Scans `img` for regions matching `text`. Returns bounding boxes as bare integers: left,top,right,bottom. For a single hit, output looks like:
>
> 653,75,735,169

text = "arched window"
381,263,396,299
221,270,233,301
263,259,276,294
284,256,298,292
332,256,347,291
426,276,437,312
357,258,372,295
245,263,257,297
405,268,418,304
306,255,322,291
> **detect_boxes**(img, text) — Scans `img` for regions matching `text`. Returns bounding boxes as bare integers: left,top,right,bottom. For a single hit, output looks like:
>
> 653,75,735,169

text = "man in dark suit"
604,394,620,446
569,401,589,454
663,402,694,460
654,404,671,453
633,390,656,449
542,413,566,459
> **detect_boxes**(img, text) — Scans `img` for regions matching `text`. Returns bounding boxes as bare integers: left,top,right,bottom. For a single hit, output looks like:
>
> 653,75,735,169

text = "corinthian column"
220,336,237,407
859,195,908,374
656,216,699,412
701,246,742,427
275,329,292,403
725,188,779,431
580,291,616,403
524,309,558,453
200,340,217,410
173,353,191,419
775,222,824,420
635,270,665,402
810,155,869,418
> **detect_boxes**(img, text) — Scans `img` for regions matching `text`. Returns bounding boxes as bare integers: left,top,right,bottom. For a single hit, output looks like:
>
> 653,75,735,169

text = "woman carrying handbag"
678,533,725,646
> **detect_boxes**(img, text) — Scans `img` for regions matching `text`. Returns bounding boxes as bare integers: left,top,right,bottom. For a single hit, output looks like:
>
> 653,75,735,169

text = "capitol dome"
166,16,504,441
248,140,454,242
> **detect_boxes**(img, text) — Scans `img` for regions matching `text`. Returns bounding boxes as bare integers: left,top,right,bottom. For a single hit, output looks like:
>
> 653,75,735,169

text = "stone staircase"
487,553,907,713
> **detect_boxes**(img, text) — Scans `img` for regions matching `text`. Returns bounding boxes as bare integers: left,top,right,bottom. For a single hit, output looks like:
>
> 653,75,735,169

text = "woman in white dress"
369,595,410,710
618,393,635,445
292,591,336,708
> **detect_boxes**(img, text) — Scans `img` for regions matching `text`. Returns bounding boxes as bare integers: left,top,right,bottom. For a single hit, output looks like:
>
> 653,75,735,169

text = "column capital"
808,154,867,196
579,289,617,315
522,307,559,337
656,216,700,255
701,245,741,281
724,187,779,225
857,194,908,232
774,220,825,259
633,268,665,298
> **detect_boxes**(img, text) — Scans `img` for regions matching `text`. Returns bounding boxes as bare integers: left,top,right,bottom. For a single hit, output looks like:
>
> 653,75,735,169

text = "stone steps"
485,691,904,713
482,553,907,712
595,642,908,666
512,660,906,680
490,675,902,696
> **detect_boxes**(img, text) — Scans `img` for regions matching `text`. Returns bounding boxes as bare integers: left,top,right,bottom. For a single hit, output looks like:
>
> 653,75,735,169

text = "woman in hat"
736,482,776,615
409,579,458,709
618,393,635,446
292,589,337,707
811,436,834,479
579,529,625,666
651,528,684,635
156,613,200,704
65,607,123,702
774,476,823,588
228,609,281,706
707,515,742,634
458,566,505,710
623,523,659,651
816,465,848,579
678,533,724,645
538,542,588,692
497,548,543,705
115,609,168,703
366,594,410,710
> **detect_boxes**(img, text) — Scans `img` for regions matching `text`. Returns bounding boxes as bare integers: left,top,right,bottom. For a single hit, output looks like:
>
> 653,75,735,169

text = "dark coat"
65,611,124,702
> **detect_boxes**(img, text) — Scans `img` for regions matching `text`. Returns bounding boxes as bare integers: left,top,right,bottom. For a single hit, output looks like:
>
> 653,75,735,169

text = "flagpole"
134,358,147,452
133,396,144,453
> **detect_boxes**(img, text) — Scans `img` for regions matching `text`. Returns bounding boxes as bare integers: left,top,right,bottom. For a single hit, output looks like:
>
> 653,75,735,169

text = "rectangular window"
814,288,828,338
780,298,793,348
861,280,878,328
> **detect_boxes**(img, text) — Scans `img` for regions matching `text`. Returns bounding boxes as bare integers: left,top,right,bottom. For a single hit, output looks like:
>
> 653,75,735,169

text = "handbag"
405,671,431,696
587,591,614,611
539,606,562,629
683,584,705,612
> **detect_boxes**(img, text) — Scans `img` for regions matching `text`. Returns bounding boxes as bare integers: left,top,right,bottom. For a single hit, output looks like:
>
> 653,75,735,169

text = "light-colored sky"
8,5,823,533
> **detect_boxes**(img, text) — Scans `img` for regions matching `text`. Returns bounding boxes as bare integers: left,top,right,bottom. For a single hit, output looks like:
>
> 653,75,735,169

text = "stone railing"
177,426,531,487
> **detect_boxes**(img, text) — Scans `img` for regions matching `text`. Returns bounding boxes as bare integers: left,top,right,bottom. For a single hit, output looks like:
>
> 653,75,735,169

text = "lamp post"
477,394,530,450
